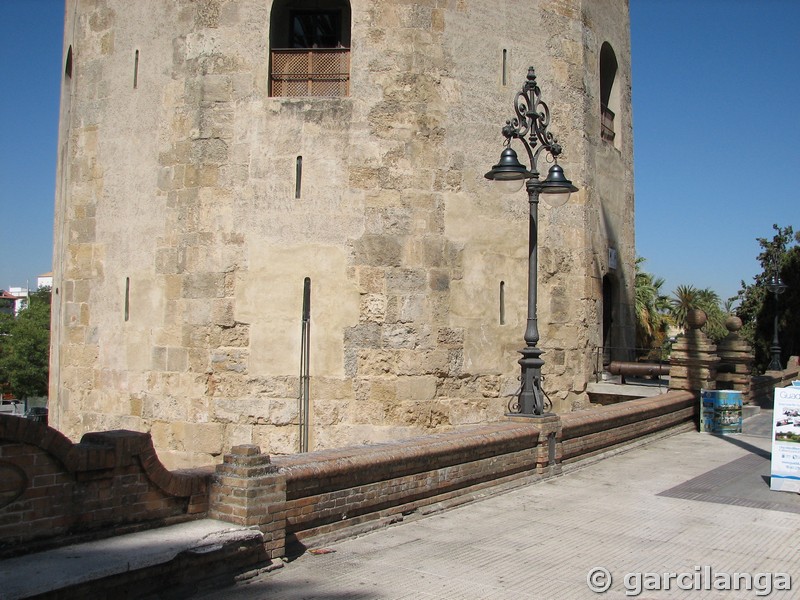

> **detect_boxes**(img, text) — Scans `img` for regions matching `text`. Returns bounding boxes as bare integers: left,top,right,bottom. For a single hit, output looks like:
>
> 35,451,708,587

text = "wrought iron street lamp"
485,66,577,416
766,272,787,371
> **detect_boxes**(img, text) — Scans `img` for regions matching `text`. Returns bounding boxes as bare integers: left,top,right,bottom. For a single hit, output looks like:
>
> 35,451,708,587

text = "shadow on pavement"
714,433,771,460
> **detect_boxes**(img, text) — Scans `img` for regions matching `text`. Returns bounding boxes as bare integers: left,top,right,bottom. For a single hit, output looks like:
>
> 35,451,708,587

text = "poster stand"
770,386,800,493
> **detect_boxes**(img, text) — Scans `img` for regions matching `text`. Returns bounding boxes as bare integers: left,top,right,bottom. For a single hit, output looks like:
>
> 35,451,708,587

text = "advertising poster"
770,386,800,492
700,390,715,433
699,390,742,434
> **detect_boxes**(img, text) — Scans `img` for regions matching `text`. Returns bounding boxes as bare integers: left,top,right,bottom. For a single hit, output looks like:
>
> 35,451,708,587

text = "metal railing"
593,345,670,386
270,48,350,97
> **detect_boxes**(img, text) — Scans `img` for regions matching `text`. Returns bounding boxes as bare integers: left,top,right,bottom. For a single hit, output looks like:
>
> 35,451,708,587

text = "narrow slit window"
502,49,508,86
500,281,506,325
295,156,303,198
65,46,73,79
124,277,130,321
133,50,139,89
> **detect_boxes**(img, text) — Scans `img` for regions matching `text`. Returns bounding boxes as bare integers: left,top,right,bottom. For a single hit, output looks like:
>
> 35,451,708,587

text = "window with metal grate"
269,1,352,97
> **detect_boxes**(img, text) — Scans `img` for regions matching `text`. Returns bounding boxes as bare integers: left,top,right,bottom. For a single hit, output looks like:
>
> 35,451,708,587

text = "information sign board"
770,386,800,492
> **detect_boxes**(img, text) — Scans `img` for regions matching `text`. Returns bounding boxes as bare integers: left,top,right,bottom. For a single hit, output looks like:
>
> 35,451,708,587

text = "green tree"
736,224,800,372
634,257,671,352
670,284,698,332
0,287,51,400
0,311,13,398
669,285,727,344
695,288,728,343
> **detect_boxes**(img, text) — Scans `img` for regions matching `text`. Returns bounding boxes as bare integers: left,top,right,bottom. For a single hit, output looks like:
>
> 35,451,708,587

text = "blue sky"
1,1,798,304
631,0,800,302
1,0,62,291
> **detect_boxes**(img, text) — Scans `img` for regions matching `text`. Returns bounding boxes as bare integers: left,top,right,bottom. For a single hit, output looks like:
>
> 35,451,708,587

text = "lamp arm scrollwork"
500,67,565,176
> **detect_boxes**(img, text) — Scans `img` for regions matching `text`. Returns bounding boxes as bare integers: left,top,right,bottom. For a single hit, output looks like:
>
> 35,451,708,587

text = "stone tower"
51,0,635,468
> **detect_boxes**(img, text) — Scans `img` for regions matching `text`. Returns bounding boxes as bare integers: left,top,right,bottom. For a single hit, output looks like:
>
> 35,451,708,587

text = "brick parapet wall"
276,422,541,497
560,391,696,462
274,423,542,547
206,394,695,557
1,391,700,559
0,415,211,557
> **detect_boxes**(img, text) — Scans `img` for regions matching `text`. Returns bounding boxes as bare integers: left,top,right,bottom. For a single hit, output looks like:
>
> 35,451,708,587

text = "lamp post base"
768,351,784,372
517,345,545,415
505,412,558,419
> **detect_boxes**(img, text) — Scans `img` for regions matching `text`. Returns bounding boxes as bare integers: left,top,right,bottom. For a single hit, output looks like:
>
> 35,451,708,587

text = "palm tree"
670,285,727,342
635,258,671,349
696,288,728,342
670,284,698,331
722,298,736,314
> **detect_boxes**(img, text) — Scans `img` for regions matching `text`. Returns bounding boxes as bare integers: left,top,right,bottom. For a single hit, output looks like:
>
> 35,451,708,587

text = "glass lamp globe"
493,176,526,194
539,164,577,207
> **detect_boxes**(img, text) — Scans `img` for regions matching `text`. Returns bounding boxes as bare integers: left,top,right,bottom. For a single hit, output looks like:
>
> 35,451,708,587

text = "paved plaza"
199,411,800,599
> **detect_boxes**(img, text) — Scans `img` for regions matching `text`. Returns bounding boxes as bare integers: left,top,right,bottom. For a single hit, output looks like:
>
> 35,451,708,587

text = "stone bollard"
716,315,755,403
669,309,720,395
208,445,287,558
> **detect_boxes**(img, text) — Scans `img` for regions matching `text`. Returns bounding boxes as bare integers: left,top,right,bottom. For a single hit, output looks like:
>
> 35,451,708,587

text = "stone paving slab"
200,410,800,599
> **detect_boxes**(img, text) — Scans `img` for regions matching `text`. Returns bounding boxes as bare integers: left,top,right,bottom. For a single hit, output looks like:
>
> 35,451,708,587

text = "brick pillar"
208,445,287,558
669,309,720,394
506,414,563,478
716,315,754,402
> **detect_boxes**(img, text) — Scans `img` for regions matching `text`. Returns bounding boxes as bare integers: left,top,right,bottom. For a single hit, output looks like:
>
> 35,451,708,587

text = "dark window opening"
290,10,342,48
500,281,506,325
124,277,130,322
295,155,303,198
65,46,73,79
270,0,352,97
600,42,618,144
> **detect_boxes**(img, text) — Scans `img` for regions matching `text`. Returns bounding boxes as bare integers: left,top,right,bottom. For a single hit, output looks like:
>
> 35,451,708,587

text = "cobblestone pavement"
199,411,800,599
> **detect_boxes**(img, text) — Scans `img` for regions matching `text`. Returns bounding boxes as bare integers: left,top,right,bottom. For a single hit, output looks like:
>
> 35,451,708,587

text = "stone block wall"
716,317,755,400
669,309,720,394
51,0,636,468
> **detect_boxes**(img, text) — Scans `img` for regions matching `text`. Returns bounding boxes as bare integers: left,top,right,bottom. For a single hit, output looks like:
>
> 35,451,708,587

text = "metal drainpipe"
299,277,311,452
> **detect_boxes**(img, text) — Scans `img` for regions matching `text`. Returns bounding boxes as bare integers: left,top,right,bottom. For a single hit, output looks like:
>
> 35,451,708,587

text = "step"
1,519,270,599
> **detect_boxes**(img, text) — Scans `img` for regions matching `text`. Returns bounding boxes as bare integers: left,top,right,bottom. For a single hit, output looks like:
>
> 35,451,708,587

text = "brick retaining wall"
560,392,696,462
275,421,544,548
0,416,211,557
2,391,697,559
207,391,696,557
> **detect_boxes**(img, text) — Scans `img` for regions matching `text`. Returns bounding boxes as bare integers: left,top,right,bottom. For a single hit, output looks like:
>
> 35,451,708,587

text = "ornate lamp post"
484,67,577,416
766,272,787,371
